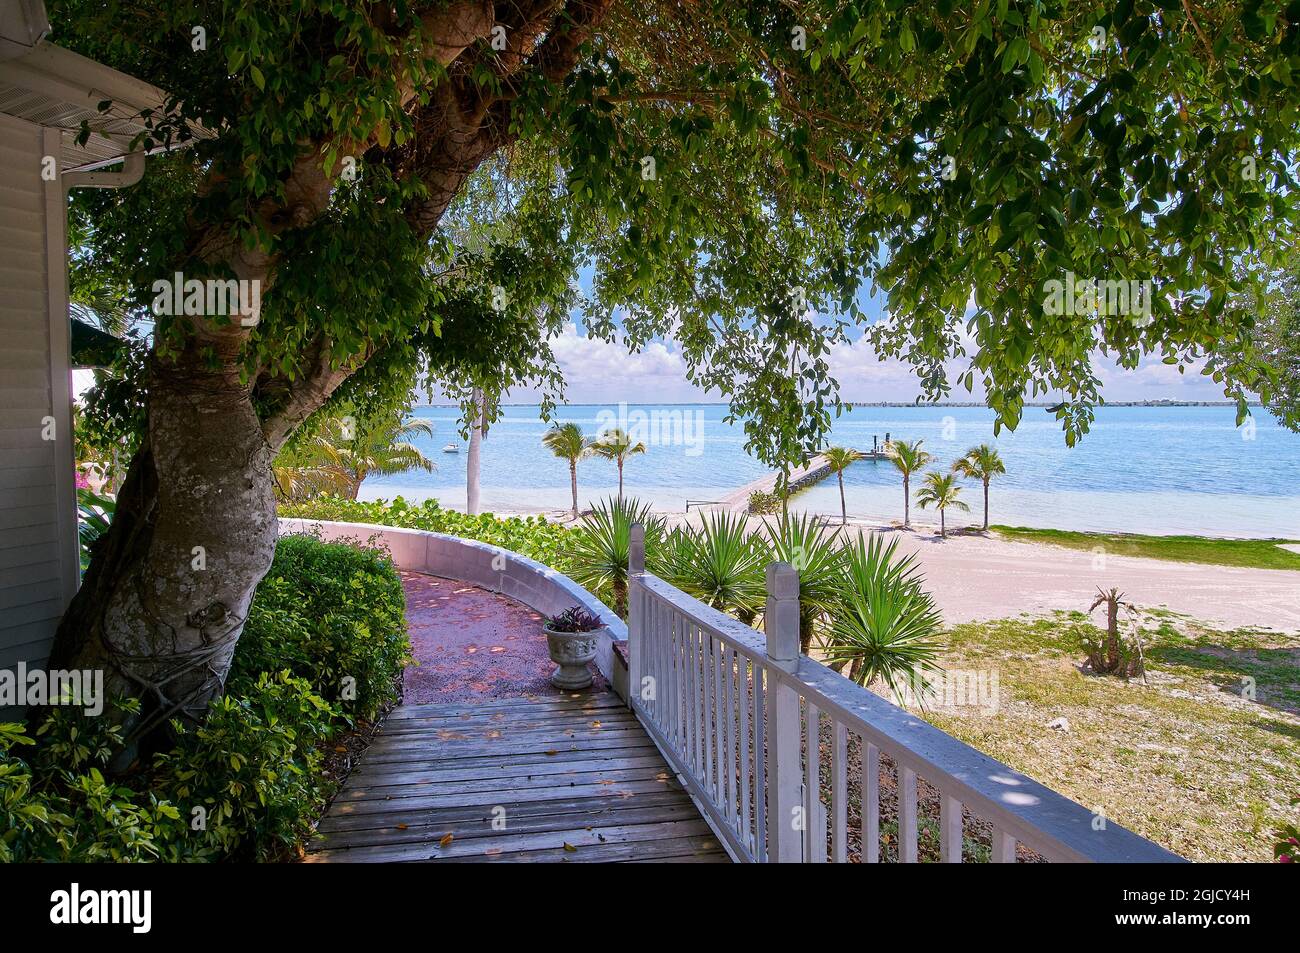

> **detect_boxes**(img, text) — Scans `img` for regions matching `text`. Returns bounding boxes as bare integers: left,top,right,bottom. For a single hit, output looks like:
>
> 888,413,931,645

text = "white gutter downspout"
63,150,145,190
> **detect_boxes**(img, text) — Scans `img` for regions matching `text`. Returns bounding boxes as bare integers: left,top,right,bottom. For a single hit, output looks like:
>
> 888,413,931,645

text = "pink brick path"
400,571,607,704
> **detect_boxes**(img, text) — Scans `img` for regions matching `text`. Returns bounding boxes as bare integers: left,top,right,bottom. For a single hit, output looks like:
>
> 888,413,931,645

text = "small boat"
441,443,459,453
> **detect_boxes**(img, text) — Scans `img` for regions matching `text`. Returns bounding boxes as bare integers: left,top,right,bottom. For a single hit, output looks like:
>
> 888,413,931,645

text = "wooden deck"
306,693,730,863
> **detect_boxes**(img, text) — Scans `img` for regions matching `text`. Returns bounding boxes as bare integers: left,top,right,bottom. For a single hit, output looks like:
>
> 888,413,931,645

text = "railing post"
764,561,802,862
626,522,646,710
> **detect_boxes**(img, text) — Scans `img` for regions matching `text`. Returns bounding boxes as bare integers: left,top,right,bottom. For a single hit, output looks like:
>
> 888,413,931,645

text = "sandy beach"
469,502,1300,634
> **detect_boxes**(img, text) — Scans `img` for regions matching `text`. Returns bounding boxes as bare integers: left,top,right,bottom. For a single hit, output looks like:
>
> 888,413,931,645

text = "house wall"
0,113,78,716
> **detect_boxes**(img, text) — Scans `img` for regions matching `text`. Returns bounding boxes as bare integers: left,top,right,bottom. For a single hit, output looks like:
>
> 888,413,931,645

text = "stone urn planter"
543,607,605,690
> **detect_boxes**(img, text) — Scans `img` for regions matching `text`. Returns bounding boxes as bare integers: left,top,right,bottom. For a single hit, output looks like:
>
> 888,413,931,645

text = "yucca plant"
822,534,944,701
661,511,767,623
568,497,663,617
763,513,843,653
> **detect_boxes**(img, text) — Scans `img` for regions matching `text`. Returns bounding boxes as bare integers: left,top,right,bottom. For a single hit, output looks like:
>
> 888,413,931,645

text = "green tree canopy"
49,0,1300,739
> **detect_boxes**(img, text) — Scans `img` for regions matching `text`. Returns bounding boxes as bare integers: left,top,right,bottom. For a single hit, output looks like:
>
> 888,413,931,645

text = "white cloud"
504,324,1229,406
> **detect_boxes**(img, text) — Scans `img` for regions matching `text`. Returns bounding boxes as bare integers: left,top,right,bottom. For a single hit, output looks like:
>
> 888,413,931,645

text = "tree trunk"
983,478,990,531
838,472,846,525
569,461,578,519
49,348,278,756
617,459,624,502
903,475,910,528
466,387,483,515
940,509,946,538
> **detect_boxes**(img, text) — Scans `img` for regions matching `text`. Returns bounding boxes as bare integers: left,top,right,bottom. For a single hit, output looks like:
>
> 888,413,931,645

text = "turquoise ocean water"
361,404,1300,538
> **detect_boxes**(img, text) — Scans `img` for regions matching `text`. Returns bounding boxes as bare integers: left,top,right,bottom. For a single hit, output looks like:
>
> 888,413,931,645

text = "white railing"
625,525,1181,863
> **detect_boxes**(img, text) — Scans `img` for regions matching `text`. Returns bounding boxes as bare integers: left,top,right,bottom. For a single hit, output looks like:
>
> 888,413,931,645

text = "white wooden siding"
0,112,77,713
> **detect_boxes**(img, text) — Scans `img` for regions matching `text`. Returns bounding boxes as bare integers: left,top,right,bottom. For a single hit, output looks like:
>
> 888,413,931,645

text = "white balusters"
899,765,918,863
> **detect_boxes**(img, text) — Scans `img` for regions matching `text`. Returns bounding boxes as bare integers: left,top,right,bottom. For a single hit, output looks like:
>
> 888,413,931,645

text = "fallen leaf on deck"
396,823,408,830
440,833,454,847
562,842,577,852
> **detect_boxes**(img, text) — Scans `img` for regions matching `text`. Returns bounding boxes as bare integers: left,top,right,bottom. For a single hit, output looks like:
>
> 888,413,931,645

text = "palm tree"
915,471,970,539
763,514,843,653
887,439,933,529
273,411,435,500
589,427,647,502
951,443,1005,531
542,421,591,519
822,534,944,697
568,497,663,617
658,511,766,623
822,446,862,525
326,413,435,499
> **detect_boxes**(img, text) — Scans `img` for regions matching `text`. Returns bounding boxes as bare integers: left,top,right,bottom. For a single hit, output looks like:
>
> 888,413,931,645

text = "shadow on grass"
1145,644,1300,716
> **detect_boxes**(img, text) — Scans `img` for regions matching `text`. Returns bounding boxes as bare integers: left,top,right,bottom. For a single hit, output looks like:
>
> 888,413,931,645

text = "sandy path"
879,528,1300,633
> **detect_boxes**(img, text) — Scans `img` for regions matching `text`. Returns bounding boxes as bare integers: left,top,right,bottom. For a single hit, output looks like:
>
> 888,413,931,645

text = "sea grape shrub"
546,607,604,632
279,496,574,573
154,671,336,861
234,533,411,720
747,490,782,515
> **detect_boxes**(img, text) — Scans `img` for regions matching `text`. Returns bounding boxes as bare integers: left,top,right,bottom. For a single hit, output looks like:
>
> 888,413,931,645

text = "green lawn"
919,612,1300,862
991,525,1300,571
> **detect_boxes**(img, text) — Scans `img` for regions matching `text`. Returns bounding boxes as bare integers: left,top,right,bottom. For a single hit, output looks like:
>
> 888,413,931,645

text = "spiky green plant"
916,470,970,538
951,443,1006,531
661,511,767,623
542,422,592,519
568,497,663,617
887,439,933,529
763,513,843,653
822,446,862,525
822,534,944,700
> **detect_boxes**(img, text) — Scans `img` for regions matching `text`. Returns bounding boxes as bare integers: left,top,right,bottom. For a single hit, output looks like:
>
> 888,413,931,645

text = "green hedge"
1,533,409,862
233,533,410,720
280,495,578,573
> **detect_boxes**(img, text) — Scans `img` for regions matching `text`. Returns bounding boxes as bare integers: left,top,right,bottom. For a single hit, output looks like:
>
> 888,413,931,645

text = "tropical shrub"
4,533,405,862
567,497,663,617
3,705,187,863
659,511,767,623
233,533,410,719
154,672,337,861
822,535,944,699
279,496,576,573
763,514,844,653
747,489,782,515
75,487,115,572
1082,587,1145,678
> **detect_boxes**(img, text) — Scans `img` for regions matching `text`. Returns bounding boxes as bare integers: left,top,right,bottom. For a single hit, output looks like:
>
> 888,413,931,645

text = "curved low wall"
277,518,629,699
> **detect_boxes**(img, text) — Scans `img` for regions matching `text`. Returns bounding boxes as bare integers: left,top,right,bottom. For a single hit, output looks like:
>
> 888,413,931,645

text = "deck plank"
309,693,730,864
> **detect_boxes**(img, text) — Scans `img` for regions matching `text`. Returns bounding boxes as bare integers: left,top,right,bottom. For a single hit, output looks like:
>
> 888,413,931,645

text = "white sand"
487,504,1300,634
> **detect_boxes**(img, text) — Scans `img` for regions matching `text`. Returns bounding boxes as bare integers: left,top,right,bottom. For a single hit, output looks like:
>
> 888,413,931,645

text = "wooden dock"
306,693,730,863
714,446,888,511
